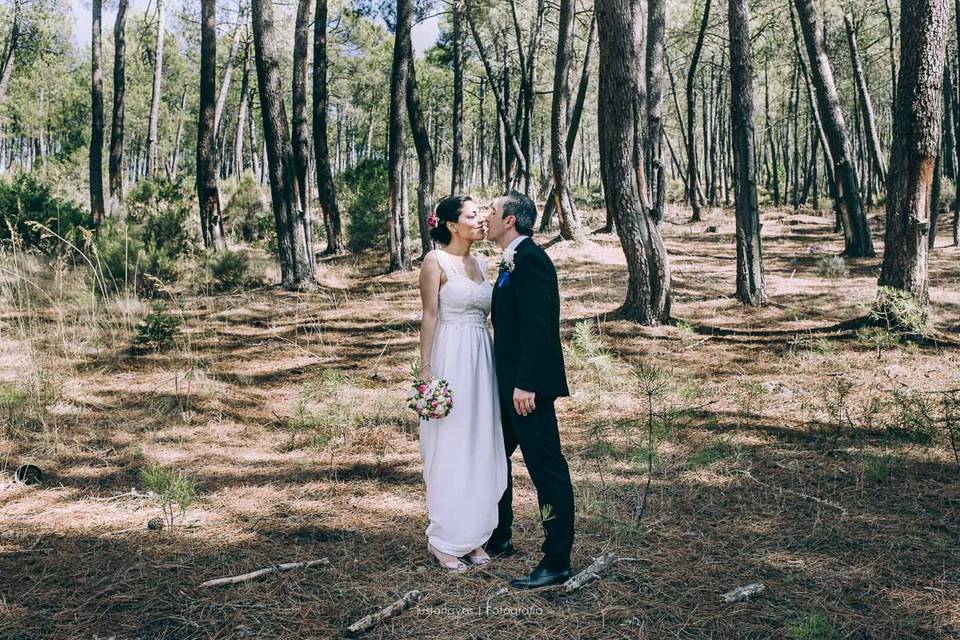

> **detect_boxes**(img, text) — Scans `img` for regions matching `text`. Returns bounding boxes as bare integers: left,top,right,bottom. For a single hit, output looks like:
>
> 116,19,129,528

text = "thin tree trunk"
596,0,670,324
794,0,875,257
729,0,766,306
108,0,127,217
844,14,887,185
883,0,897,109
90,0,106,227
292,0,315,269
234,36,251,179
168,87,187,180
387,0,413,271
198,0,224,251
685,0,711,221
406,51,435,258
214,7,246,138
0,0,21,107
313,0,345,254
550,0,584,241
146,0,164,177
450,0,464,193
879,0,948,311
251,0,316,289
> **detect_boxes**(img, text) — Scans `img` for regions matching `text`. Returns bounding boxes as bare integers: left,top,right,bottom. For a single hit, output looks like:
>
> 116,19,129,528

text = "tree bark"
883,0,897,109
292,0,315,269
596,0,670,325
198,0,224,251
90,0,106,226
251,0,317,289
844,14,887,185
728,0,766,306
313,0,345,254
450,0,464,193
0,0,21,108
794,0,875,257
147,0,164,177
406,51,435,258
685,0,711,221
387,0,413,271
879,0,949,309
108,0,127,217
550,0,584,241
234,36,251,180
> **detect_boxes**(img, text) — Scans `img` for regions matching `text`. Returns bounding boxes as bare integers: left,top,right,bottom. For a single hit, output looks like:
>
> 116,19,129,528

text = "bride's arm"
418,252,442,379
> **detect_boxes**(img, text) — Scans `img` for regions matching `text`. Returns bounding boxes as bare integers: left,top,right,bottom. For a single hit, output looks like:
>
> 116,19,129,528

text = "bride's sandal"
467,547,491,566
428,543,469,573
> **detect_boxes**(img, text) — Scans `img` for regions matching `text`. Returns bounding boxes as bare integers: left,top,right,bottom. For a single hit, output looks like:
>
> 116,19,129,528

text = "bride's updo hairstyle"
429,195,474,245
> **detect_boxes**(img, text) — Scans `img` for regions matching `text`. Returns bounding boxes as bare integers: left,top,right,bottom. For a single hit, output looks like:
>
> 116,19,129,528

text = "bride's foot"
467,547,491,566
427,542,469,573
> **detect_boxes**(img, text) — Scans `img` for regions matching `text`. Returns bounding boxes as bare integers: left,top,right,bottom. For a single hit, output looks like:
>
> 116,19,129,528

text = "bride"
417,195,508,572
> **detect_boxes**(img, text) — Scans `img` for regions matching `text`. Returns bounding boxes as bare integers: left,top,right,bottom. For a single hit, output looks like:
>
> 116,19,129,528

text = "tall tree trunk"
0,0,21,108
234,37,251,179
685,0,711,221
539,13,596,233
550,0,584,241
146,0,164,177
844,14,887,185
251,0,317,289
883,0,897,109
90,0,106,227
313,0,345,254
729,0,766,306
214,7,247,138
387,0,413,271
168,87,187,180
450,0,464,193
794,0,875,257
879,0,948,311
406,52,436,258
292,0,315,269
465,3,528,190
596,0,670,324
198,0,224,251
107,0,127,217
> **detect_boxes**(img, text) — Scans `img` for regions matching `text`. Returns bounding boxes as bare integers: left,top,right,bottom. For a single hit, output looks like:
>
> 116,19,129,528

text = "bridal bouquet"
407,363,454,421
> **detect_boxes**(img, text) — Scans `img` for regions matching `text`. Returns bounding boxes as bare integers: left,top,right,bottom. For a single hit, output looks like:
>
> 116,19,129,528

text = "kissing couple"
416,190,575,589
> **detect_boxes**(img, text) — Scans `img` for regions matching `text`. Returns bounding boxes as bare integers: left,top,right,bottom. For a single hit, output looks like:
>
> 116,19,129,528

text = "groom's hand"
513,388,536,416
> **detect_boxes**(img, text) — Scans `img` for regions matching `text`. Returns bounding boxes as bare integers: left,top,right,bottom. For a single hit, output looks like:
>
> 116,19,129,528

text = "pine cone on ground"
147,516,165,531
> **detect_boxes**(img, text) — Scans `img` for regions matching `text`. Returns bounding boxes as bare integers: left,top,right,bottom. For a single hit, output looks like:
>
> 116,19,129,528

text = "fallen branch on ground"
347,590,422,634
720,582,765,602
200,559,329,588
564,553,640,592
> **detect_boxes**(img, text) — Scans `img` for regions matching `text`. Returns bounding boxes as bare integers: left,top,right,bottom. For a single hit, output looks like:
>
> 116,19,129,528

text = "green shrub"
223,172,272,244
91,222,178,297
338,159,388,252
0,174,93,254
199,249,261,292
126,177,196,259
131,304,182,352
140,463,197,529
870,286,932,336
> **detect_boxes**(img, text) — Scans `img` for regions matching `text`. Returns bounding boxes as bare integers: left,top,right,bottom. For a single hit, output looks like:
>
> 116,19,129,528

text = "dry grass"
1,204,958,639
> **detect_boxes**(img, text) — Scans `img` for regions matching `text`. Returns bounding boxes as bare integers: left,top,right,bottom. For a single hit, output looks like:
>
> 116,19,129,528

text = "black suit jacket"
491,237,570,400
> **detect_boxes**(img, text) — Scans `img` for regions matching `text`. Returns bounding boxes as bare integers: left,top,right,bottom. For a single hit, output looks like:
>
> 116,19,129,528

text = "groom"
484,190,575,589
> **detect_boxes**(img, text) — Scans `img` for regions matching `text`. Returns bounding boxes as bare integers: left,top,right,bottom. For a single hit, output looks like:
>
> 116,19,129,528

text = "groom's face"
487,197,512,242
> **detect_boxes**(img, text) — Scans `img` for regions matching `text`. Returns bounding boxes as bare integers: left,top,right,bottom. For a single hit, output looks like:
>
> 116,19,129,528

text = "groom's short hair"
501,190,537,237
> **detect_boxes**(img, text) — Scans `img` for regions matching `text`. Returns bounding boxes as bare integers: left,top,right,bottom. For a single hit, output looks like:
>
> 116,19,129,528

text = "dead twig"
347,589,422,634
735,470,848,517
720,582,765,603
563,553,640,592
199,558,329,588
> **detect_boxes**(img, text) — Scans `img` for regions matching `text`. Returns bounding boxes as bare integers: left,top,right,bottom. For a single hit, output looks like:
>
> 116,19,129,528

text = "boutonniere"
496,248,515,288
498,248,516,274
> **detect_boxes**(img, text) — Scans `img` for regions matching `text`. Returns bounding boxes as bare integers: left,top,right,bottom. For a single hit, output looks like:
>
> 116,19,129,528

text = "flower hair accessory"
427,213,439,229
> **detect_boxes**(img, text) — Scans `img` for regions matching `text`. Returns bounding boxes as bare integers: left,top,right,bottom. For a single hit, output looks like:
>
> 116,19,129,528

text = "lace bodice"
435,250,492,327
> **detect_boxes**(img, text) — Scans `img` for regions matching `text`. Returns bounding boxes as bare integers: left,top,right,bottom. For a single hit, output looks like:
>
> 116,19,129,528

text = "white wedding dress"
419,250,508,556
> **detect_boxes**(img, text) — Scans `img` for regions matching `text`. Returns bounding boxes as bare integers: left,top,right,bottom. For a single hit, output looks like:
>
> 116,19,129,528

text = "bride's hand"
421,364,435,381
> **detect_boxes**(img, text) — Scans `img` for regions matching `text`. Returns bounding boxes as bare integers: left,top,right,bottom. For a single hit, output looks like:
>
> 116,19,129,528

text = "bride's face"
450,200,485,242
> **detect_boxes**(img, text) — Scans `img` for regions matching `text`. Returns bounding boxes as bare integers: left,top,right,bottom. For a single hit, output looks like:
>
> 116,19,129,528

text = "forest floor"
1,204,959,639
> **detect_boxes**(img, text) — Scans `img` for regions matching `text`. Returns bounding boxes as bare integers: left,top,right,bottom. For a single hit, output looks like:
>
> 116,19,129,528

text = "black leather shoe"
509,565,572,589
484,538,517,557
